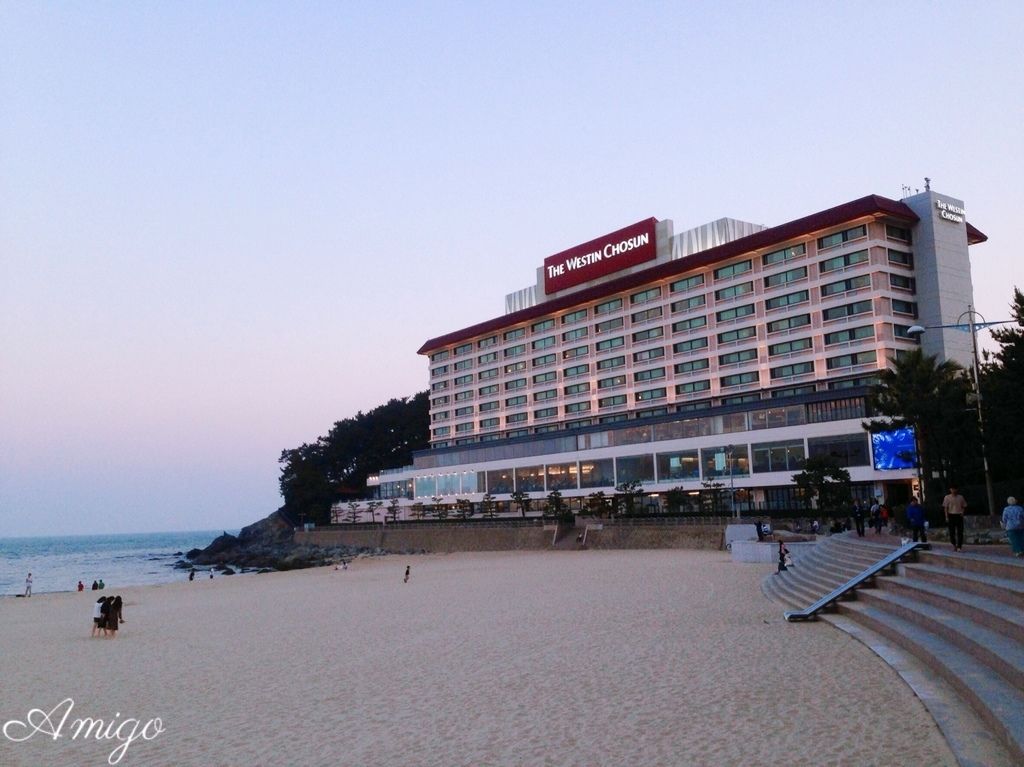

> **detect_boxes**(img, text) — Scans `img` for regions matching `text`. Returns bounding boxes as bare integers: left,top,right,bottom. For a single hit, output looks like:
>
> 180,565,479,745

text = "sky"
2,2,1023,537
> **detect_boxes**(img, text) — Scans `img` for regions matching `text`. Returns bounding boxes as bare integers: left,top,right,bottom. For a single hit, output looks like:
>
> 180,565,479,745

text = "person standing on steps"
776,540,790,574
906,496,927,543
1001,496,1024,558
942,486,968,552
852,501,866,537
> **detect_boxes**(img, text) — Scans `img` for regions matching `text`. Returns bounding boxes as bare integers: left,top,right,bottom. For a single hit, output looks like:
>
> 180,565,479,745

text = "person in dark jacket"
906,496,927,542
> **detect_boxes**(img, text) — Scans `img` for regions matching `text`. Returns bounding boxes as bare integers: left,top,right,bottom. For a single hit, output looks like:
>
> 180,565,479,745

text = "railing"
783,540,929,622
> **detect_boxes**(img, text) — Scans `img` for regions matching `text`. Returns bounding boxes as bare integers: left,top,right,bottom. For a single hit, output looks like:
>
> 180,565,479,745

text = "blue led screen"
871,427,917,470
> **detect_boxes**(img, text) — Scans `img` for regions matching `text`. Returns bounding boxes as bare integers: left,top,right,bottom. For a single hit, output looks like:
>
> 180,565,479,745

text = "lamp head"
907,325,926,337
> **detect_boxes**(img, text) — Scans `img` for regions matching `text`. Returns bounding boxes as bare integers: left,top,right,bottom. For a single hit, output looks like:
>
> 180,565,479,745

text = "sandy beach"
0,550,955,767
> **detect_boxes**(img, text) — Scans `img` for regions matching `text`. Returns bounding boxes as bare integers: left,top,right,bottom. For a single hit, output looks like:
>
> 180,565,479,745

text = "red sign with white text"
543,218,658,294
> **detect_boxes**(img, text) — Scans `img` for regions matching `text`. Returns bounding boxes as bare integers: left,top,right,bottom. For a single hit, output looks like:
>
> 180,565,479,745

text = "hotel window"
431,380,449,392
675,358,709,374
636,407,669,419
823,300,873,321
671,274,705,293
478,351,497,364
504,328,525,342
596,336,624,352
765,289,809,311
597,355,626,370
768,337,813,356
678,380,712,397
817,225,867,251
771,384,815,399
431,365,449,377
672,316,707,333
565,401,591,414
562,308,588,324
430,350,450,362
713,260,752,281
563,344,589,359
826,350,877,370
454,342,472,356
721,371,759,388
564,381,591,396
504,343,526,358
717,326,756,344
821,274,871,297
887,249,913,267
532,318,555,333
433,411,450,421
752,440,806,473
633,347,665,363
478,384,498,395
636,387,667,402
632,327,664,343
630,287,662,305
634,367,666,382
715,303,755,322
599,414,629,424
532,336,555,351
455,422,474,433
892,299,917,317
504,378,527,391
886,224,912,243
671,295,706,313
431,395,449,406
535,423,562,433
720,394,759,406
673,337,708,354
598,374,627,389
806,398,866,422
479,417,500,429
562,327,588,342
824,325,874,345
762,243,806,266
719,349,757,366
454,406,473,417
770,361,814,379
532,353,556,368
433,426,450,437
808,433,869,467
506,413,528,425
657,450,700,480
820,249,869,275
534,388,557,401
763,266,807,289
595,297,623,315
595,317,624,334
505,395,527,407
893,324,919,340
766,313,811,333
631,306,663,324
599,394,627,408
478,367,499,380
454,374,473,386
889,273,916,292
533,370,557,384
456,390,475,401
714,281,754,301
478,336,497,349
564,364,590,378
534,406,558,419
453,358,472,371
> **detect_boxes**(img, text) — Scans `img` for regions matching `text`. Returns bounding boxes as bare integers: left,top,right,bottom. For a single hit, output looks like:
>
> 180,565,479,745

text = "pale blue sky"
2,2,1022,536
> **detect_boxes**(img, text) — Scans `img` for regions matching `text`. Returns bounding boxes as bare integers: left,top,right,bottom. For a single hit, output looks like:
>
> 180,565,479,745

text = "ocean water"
0,530,233,596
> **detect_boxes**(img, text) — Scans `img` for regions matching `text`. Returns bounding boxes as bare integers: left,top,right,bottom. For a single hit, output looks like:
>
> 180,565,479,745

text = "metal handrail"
784,540,930,622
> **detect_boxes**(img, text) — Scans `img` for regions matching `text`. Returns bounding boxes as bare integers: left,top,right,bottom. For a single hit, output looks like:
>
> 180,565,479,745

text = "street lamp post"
908,304,1011,516
726,444,737,520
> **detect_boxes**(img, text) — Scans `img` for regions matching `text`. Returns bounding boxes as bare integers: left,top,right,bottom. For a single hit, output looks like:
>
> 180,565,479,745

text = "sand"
0,550,956,767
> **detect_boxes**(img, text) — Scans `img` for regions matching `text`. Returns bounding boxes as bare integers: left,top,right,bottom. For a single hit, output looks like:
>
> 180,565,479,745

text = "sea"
0,530,234,597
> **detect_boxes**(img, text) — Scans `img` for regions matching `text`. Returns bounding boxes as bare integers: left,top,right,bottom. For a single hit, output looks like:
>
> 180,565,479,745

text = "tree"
510,490,531,518
365,500,383,523
431,495,447,520
792,456,852,513
615,479,644,515
664,487,690,514
386,498,401,523
480,493,497,518
982,287,1024,483
865,349,979,503
454,498,473,520
344,501,362,524
586,491,610,517
546,488,565,517
699,477,725,515
410,502,426,520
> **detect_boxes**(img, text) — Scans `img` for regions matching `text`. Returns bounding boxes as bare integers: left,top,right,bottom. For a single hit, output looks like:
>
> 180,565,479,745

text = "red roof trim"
418,194,978,355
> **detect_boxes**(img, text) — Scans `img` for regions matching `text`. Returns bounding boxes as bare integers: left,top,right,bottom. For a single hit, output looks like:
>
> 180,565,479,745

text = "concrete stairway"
763,533,1024,766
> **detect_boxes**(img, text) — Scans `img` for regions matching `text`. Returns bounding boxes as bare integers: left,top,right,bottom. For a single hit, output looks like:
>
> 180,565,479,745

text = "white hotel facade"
367,188,986,513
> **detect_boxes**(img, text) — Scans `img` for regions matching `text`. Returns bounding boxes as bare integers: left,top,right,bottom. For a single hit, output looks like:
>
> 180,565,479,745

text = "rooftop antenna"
925,177,931,191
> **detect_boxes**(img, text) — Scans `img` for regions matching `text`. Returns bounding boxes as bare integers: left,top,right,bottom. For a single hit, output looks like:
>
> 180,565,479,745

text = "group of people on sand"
91,595,125,638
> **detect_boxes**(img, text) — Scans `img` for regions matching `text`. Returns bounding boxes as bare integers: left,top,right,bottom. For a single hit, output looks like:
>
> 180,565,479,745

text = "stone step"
917,549,1024,581
878,575,1024,644
841,603,1024,764
800,543,879,575
904,563,1024,611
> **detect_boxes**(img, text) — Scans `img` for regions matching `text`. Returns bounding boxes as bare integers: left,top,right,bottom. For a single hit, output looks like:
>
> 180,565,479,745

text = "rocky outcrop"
184,510,373,571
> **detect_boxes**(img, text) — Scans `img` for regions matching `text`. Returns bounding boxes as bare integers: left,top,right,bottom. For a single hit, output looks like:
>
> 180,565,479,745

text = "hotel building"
368,188,986,513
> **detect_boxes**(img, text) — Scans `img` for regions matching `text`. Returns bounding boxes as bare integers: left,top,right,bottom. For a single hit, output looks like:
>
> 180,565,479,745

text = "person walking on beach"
189,569,195,581
24,573,32,597
1001,496,1024,558
106,596,123,638
906,496,927,543
91,596,106,637
404,565,410,583
98,596,112,636
852,501,866,537
942,486,967,552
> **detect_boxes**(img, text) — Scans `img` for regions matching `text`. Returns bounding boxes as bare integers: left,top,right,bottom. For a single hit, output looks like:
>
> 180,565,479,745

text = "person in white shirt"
24,573,32,597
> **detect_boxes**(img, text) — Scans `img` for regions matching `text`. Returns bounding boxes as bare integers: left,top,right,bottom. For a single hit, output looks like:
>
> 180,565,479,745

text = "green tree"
546,488,565,517
982,287,1024,483
586,491,609,517
480,493,497,518
386,498,401,523
454,498,473,520
365,500,383,523
615,479,644,515
664,487,690,514
344,501,362,524
431,495,448,520
510,490,531,518
700,477,725,515
792,456,851,513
